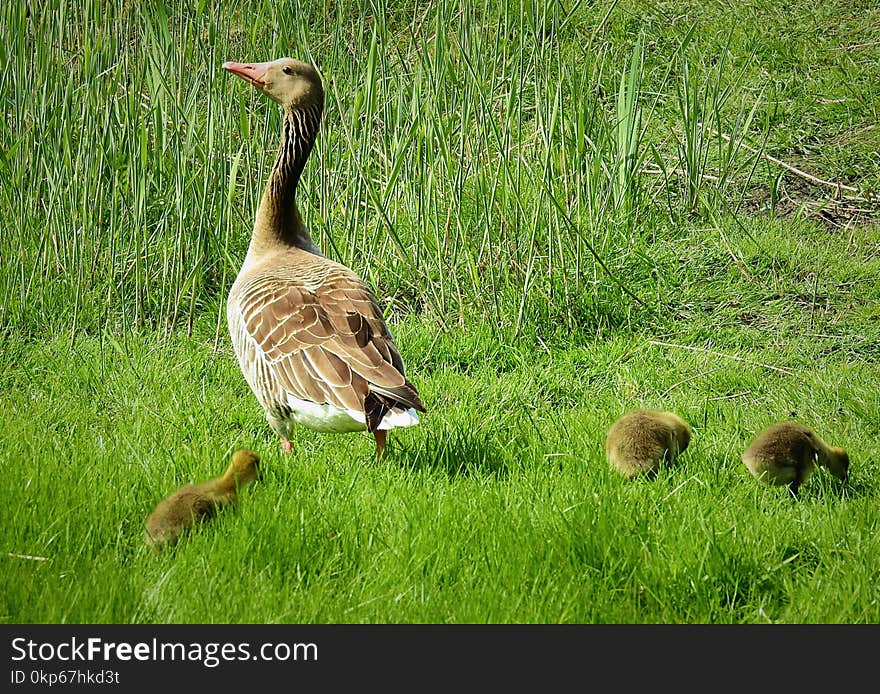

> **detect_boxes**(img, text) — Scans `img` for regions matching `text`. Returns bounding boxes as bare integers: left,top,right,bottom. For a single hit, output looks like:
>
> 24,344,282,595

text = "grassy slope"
3,218,879,623
1,0,879,623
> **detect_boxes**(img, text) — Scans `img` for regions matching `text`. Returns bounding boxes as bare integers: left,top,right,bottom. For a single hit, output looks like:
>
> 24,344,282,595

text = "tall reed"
0,0,762,343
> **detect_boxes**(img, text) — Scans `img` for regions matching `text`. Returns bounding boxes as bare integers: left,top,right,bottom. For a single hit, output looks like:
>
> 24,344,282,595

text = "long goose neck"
249,102,323,258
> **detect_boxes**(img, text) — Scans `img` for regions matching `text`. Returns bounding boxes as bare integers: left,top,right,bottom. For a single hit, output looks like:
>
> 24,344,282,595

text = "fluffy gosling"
144,449,261,548
605,410,691,479
741,421,848,496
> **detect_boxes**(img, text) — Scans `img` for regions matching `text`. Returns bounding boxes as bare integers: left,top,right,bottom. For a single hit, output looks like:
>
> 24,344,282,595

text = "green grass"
1,0,879,623
3,220,879,623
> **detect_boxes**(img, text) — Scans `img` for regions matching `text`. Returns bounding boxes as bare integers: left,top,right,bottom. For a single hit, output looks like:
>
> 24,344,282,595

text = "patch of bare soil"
741,168,880,230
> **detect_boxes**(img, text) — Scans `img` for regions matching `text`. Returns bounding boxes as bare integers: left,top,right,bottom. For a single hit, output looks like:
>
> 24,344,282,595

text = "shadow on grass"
397,426,513,478
777,544,822,578
798,470,875,502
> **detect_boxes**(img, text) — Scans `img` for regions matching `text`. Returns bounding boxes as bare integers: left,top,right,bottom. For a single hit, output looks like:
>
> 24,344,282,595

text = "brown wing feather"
232,254,425,421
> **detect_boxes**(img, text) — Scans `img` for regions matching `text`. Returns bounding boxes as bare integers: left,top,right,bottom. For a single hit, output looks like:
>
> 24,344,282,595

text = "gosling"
741,421,848,496
144,449,262,548
605,410,691,479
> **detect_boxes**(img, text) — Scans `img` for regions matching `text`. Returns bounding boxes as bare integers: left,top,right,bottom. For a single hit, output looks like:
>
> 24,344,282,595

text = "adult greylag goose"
144,449,262,548
741,421,849,496
223,58,424,457
605,409,691,478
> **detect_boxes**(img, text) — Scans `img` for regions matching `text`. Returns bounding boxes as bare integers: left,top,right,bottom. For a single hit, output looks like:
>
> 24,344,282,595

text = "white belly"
286,397,368,433
273,395,421,436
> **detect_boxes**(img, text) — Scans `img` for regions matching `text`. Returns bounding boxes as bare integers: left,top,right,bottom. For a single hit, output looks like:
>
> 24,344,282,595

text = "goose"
144,449,262,548
741,421,849,496
605,409,691,478
223,58,425,458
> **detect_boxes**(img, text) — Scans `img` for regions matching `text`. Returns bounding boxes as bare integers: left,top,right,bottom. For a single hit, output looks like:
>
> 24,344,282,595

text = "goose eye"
282,66,293,75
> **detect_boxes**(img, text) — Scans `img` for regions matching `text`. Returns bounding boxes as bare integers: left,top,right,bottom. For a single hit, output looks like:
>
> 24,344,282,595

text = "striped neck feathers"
251,103,323,255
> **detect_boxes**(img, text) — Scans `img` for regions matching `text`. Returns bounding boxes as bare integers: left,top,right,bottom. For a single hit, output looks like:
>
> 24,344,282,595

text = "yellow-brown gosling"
144,449,262,548
605,410,691,479
222,58,425,459
741,421,849,496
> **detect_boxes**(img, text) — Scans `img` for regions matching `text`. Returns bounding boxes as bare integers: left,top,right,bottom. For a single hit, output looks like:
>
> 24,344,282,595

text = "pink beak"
223,61,273,88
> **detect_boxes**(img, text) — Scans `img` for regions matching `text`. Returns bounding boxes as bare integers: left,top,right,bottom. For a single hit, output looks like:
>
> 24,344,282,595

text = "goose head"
824,445,850,480
672,415,691,454
227,448,262,486
223,58,324,110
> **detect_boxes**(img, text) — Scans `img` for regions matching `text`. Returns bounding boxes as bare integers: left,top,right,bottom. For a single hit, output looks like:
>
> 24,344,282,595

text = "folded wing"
231,261,424,431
